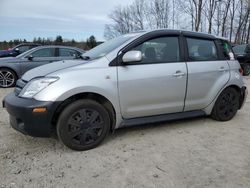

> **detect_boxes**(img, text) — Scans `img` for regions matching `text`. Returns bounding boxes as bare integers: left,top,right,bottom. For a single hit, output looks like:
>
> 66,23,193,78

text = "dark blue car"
0,43,41,58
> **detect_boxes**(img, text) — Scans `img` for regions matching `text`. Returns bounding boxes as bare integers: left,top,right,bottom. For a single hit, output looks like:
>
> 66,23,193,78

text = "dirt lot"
0,78,250,188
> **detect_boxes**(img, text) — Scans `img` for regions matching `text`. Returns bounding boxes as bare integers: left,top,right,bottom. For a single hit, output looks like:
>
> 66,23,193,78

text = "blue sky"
0,0,134,42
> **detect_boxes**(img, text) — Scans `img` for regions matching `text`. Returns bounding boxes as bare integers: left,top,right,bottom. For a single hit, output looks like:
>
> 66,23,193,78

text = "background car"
0,43,41,58
0,45,85,88
233,44,250,75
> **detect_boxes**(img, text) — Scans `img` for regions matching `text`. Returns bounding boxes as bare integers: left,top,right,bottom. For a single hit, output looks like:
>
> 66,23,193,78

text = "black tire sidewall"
243,64,250,76
212,88,240,121
57,99,111,151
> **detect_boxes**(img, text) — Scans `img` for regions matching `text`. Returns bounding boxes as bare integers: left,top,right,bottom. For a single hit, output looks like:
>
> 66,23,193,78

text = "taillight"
239,68,244,76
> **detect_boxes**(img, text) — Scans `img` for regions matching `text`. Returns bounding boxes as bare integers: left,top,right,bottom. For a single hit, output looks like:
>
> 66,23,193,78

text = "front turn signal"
32,107,47,113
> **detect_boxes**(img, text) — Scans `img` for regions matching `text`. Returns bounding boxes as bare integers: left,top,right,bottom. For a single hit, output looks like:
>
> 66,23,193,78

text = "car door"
57,48,80,60
117,36,187,119
20,47,58,75
184,37,230,111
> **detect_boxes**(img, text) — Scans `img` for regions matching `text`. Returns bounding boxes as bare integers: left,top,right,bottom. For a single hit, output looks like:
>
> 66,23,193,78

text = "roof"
142,29,227,40
33,45,85,52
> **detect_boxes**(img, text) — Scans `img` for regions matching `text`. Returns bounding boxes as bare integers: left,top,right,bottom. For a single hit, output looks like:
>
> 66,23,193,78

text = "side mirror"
14,48,19,52
27,55,34,61
122,51,142,63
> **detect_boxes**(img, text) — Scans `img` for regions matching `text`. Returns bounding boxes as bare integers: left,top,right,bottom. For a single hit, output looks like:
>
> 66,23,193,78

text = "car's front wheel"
0,68,17,88
57,99,111,151
211,87,240,121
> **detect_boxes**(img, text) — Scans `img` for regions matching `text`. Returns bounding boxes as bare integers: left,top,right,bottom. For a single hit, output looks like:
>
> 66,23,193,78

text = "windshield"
16,48,36,58
83,33,142,60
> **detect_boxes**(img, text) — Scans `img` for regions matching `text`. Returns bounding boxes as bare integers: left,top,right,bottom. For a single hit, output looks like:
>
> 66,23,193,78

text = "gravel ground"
0,77,250,188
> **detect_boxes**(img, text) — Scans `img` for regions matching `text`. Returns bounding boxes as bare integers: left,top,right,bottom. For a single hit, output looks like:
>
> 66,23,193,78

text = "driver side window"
131,36,180,64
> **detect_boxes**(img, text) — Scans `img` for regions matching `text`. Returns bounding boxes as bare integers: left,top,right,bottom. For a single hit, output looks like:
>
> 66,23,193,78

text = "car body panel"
22,59,88,81
184,60,230,111
118,62,187,118
33,57,122,116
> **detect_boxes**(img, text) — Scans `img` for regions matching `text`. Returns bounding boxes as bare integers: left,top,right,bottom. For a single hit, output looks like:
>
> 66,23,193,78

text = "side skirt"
120,110,206,128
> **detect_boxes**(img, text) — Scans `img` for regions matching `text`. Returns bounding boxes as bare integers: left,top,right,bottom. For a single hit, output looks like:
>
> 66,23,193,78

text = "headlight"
19,77,59,98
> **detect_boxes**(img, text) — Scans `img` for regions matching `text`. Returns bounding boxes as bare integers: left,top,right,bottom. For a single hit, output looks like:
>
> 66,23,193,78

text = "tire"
211,88,240,121
57,99,111,151
242,64,250,76
0,68,17,88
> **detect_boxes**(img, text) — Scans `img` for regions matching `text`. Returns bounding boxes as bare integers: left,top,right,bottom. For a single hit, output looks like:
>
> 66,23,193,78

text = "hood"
0,56,18,63
22,59,89,81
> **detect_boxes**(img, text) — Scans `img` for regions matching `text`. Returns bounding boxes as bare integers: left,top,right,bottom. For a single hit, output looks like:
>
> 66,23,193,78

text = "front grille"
14,79,28,95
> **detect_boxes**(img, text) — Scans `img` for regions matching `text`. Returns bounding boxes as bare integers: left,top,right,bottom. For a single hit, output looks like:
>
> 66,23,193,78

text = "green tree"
86,35,97,49
55,35,63,44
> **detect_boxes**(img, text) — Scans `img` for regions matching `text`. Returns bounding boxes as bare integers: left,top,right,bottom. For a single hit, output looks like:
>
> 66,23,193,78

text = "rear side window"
187,38,218,61
31,48,55,57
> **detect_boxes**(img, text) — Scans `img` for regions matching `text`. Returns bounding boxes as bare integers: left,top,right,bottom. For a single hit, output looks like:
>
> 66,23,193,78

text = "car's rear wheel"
211,87,240,121
0,68,17,88
243,64,250,76
57,99,111,151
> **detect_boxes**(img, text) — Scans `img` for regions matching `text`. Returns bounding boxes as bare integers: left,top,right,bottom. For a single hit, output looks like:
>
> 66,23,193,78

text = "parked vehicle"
0,43,41,58
3,29,248,151
233,44,250,76
0,45,85,88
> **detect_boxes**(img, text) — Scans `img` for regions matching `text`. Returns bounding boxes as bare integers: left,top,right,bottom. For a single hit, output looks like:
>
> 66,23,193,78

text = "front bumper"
2,92,60,137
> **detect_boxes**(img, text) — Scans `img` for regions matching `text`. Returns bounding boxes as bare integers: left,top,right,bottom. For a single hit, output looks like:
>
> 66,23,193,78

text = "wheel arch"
51,92,116,132
217,85,243,109
0,66,19,79
203,84,244,115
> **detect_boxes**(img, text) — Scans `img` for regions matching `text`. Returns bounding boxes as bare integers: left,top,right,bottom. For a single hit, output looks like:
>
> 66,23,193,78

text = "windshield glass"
16,48,35,58
83,33,142,60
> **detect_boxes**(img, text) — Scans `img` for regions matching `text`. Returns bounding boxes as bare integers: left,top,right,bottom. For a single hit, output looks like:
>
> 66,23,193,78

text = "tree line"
104,0,250,44
0,35,100,50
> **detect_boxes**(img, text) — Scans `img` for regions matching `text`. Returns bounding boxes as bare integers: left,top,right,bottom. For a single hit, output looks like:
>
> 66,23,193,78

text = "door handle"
173,71,185,77
218,67,226,72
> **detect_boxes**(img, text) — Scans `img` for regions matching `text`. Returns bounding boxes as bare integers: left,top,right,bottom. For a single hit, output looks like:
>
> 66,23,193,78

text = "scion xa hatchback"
3,30,248,151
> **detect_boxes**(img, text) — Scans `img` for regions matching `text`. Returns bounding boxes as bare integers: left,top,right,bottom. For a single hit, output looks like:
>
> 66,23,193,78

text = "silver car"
3,29,248,151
